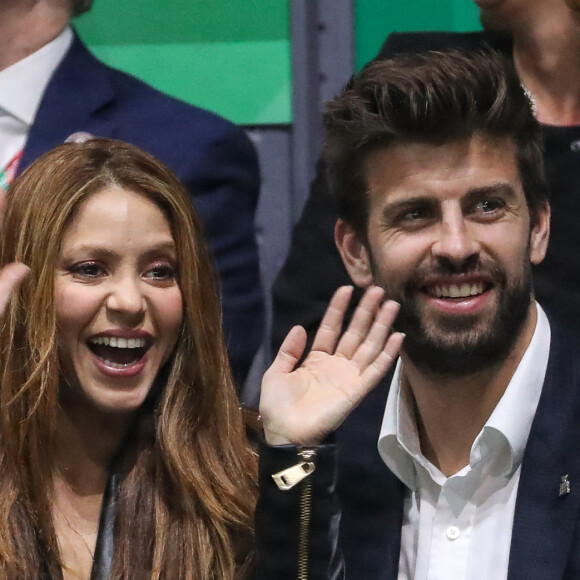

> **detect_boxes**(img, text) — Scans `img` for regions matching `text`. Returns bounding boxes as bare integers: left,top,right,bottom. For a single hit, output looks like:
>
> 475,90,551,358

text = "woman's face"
54,187,183,414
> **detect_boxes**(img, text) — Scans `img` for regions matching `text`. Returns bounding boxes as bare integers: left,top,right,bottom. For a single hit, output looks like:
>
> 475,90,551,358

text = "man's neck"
0,1,70,71
402,304,538,477
508,3,580,126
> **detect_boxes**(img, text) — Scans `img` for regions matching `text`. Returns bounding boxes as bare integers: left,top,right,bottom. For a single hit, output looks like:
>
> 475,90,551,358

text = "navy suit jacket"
332,318,580,578
20,32,264,387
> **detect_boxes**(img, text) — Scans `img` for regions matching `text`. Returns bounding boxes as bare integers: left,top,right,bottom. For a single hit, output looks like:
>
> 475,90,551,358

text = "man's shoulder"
546,315,580,368
376,30,511,61
62,32,243,140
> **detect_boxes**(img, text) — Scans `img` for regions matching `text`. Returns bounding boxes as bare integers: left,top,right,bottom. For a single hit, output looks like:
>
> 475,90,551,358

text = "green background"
75,1,482,126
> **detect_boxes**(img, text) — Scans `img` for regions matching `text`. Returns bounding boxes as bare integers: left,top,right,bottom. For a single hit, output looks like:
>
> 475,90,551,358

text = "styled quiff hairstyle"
323,49,549,236
0,139,257,579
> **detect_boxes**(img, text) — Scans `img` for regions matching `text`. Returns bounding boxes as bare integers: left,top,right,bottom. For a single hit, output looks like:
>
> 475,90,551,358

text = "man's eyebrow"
463,182,518,202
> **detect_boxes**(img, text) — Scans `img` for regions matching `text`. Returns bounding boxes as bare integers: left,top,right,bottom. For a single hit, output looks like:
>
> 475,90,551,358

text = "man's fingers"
0,263,30,314
310,285,354,354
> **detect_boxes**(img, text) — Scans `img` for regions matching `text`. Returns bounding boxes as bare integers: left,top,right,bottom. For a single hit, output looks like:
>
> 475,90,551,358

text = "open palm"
260,286,404,446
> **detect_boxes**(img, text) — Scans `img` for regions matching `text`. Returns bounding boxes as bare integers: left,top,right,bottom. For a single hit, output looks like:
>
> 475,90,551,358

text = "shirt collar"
377,302,551,489
0,26,73,126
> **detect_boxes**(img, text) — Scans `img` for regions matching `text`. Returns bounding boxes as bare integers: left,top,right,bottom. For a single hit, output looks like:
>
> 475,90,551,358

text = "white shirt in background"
0,26,73,170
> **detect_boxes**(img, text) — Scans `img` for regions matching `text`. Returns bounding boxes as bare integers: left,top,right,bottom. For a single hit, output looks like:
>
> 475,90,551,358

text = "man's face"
336,135,550,377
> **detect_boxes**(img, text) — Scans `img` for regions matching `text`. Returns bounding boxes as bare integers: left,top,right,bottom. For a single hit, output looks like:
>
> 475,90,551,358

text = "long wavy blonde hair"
0,139,257,579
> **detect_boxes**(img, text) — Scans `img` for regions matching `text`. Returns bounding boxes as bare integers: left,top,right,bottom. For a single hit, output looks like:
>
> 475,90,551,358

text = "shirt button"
446,525,461,540
570,140,580,152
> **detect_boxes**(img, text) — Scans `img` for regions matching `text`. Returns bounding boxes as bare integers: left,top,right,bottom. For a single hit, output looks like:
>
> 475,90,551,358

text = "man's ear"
530,201,550,265
335,219,374,288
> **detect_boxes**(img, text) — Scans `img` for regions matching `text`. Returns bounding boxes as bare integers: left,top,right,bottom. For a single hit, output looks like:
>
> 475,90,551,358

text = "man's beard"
375,257,533,378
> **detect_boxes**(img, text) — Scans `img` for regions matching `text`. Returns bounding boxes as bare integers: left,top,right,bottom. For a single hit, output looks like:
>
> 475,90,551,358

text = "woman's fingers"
310,285,354,354
351,299,400,369
0,263,29,314
360,331,405,391
335,286,385,358
268,325,308,375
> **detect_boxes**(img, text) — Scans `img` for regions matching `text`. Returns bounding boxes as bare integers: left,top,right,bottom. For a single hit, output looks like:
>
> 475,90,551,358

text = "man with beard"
261,50,580,579
272,0,580,368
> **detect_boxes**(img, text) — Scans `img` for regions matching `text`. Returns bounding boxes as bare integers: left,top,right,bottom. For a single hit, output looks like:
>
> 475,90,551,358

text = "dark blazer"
265,318,580,579
274,29,580,352
272,31,580,578
21,32,264,386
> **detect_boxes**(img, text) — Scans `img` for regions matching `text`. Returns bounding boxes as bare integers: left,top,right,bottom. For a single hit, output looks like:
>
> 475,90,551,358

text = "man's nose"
431,208,480,266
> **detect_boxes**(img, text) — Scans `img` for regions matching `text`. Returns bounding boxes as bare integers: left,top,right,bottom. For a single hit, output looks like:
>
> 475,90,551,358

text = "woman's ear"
334,219,374,288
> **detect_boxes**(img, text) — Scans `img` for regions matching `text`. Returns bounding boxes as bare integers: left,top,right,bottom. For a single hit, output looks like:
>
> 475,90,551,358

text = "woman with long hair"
0,138,402,579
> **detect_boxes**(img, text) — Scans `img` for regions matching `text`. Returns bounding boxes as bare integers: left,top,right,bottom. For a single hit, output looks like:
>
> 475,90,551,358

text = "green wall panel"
75,0,291,125
76,1,485,125
355,0,482,69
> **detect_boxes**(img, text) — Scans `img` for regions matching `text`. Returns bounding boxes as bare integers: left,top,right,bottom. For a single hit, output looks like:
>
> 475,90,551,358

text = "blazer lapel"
509,323,580,579
337,375,405,578
20,31,116,173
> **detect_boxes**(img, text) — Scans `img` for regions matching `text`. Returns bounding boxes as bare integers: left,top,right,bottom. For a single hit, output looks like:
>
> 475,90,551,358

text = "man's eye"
70,262,105,278
403,208,428,221
474,199,504,213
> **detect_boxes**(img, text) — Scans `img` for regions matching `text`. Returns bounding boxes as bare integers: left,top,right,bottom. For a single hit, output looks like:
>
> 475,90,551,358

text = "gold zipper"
297,448,316,579
271,447,317,580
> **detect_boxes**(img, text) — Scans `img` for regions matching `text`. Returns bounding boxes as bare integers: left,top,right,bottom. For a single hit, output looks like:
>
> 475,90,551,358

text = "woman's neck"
52,399,134,579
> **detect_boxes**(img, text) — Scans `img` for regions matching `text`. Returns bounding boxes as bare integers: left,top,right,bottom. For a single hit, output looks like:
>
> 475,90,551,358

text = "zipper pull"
272,448,317,490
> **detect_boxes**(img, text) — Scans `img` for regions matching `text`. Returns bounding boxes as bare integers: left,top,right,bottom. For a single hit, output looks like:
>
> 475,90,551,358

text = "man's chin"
403,335,509,377
396,295,531,377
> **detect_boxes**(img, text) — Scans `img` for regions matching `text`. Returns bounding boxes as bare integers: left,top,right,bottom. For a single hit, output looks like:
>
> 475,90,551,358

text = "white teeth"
90,336,146,348
431,282,484,298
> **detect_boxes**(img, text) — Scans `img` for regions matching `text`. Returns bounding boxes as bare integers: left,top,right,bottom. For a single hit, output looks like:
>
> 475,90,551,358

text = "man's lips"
424,281,488,299
417,277,494,315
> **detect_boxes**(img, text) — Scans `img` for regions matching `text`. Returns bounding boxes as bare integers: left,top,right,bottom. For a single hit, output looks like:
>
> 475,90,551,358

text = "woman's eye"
144,262,178,282
70,262,105,278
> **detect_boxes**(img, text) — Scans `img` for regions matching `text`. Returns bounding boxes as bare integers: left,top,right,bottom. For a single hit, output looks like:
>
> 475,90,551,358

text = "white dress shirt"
0,26,72,171
378,303,551,580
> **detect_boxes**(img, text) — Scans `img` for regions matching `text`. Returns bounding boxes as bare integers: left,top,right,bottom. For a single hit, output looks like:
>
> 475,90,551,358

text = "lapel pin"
559,474,571,497
64,132,95,144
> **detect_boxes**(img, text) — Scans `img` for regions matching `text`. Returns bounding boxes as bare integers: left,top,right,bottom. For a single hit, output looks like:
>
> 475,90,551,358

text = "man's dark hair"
323,50,548,236
70,0,94,17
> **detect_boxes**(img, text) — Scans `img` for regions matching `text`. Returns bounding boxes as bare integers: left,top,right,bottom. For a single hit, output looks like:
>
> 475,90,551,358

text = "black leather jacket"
88,443,343,580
